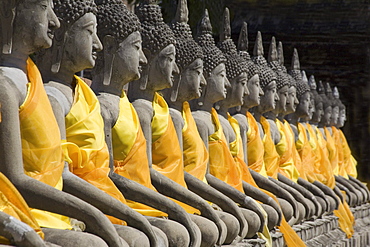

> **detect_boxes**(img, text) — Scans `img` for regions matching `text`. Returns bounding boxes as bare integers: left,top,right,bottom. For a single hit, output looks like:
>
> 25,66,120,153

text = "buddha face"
244,74,263,108
258,80,279,113
114,31,147,83
308,93,315,120
296,91,311,118
337,108,346,127
311,102,323,123
321,106,332,126
285,86,299,114
177,58,206,101
330,106,339,126
225,72,249,108
205,63,230,103
274,85,289,114
148,44,179,91
12,0,60,54
63,13,102,73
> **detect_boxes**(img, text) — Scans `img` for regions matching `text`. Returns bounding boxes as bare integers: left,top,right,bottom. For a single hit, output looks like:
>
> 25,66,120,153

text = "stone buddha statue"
128,1,232,246
35,0,168,246
0,0,123,246
162,1,254,245
90,1,206,246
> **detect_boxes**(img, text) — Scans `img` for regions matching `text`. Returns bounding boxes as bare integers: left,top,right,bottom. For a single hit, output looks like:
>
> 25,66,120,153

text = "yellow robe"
182,102,208,183
324,127,339,176
20,58,71,229
339,129,357,178
246,117,306,246
208,109,244,193
0,172,44,244
260,117,280,179
246,112,268,177
228,115,272,247
275,120,300,182
296,123,317,182
63,76,126,225
111,92,166,217
151,93,199,214
308,124,335,188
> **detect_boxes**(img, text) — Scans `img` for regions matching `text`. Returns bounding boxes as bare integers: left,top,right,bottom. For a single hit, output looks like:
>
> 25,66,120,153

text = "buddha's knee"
277,198,293,223
261,204,279,230
325,195,337,213
303,198,317,218
214,211,240,244
240,208,261,238
296,202,306,224
42,228,110,247
146,217,190,247
114,225,150,247
189,214,218,247
152,226,169,247
315,196,327,214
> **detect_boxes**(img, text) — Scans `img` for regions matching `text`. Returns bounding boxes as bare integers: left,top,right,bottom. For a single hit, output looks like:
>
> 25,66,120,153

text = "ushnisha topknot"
296,70,311,98
237,22,260,78
325,82,337,107
289,48,303,82
95,0,141,43
54,0,97,25
195,9,226,75
169,0,203,71
317,80,331,109
252,31,277,90
135,0,176,56
268,37,289,90
217,8,248,80
277,41,297,88
309,75,323,105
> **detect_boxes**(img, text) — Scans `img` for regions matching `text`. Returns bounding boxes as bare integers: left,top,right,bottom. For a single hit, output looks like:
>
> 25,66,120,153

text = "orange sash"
296,123,317,182
332,127,347,178
324,127,339,176
20,58,70,229
260,117,279,179
112,92,166,217
246,112,268,177
151,93,199,214
63,76,126,225
0,172,44,244
208,109,244,193
275,120,300,182
182,102,208,182
339,130,357,178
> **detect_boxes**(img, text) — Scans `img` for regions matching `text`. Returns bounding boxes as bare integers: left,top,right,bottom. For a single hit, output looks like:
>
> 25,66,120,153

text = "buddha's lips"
47,30,54,39
92,52,98,60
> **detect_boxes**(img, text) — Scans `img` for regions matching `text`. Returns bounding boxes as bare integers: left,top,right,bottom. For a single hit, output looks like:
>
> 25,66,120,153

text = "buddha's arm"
0,211,47,247
278,174,322,215
312,180,340,209
335,175,364,205
205,174,264,232
0,86,123,247
241,181,282,225
297,178,331,210
184,172,248,237
342,176,368,202
336,183,355,205
269,177,311,218
249,170,299,215
348,175,370,201
333,185,344,202
132,101,201,247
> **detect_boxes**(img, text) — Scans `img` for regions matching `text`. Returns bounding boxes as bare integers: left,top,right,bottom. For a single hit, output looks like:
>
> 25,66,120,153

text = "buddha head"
0,0,60,55
252,31,278,114
289,49,311,118
318,80,332,126
302,71,315,120
194,9,229,106
326,83,339,126
217,8,249,109
92,0,145,91
278,42,299,115
133,0,179,93
166,0,205,103
268,37,290,115
309,75,324,123
237,22,263,109
334,87,346,128
36,0,102,79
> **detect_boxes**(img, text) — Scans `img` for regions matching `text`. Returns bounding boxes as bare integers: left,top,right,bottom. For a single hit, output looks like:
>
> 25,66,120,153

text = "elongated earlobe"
0,0,16,54
102,35,117,86
170,74,181,102
51,25,68,73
